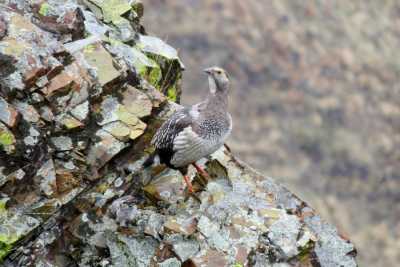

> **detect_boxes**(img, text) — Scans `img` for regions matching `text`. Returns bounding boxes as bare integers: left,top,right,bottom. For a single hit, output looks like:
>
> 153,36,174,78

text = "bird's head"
204,66,229,94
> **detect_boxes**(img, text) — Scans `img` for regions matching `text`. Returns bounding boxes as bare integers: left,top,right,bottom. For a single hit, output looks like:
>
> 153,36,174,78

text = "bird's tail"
142,152,157,168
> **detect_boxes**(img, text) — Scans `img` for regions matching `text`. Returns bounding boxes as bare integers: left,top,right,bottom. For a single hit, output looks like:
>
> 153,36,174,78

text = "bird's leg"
193,163,211,180
183,175,194,193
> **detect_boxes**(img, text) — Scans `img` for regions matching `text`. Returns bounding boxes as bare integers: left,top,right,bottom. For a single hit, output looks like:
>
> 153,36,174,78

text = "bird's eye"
216,70,222,74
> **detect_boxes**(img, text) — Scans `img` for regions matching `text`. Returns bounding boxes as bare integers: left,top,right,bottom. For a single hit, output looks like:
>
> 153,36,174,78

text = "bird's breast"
196,113,231,140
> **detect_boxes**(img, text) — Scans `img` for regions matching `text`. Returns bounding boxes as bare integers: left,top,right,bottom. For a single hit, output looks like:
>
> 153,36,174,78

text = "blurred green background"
143,1,400,266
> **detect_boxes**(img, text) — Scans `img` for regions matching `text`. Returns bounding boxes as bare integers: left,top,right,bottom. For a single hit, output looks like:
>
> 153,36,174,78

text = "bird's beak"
203,68,212,75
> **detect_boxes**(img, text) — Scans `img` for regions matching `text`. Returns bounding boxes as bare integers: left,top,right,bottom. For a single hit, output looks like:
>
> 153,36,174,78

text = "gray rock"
172,238,200,262
2,72,25,91
0,210,40,262
82,10,110,38
31,93,44,103
0,15,6,40
158,257,181,267
137,34,184,68
0,96,19,127
13,101,40,123
305,215,357,267
51,136,73,151
87,129,128,171
55,112,83,129
88,216,119,248
197,215,230,251
36,159,57,197
68,86,89,110
24,126,40,146
64,35,101,54
108,196,140,226
97,97,120,126
106,233,158,267
39,106,54,122
267,213,302,259
145,212,165,238
35,76,49,88
70,100,89,121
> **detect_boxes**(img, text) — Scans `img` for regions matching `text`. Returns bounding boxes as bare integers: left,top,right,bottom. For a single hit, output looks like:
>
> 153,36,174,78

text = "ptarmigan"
147,66,232,192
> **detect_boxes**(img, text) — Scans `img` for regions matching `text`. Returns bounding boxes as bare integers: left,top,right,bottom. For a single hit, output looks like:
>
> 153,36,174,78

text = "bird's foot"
183,175,202,202
183,175,194,193
193,163,211,181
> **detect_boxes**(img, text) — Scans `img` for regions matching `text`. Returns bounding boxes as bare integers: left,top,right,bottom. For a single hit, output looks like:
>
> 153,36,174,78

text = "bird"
145,66,232,192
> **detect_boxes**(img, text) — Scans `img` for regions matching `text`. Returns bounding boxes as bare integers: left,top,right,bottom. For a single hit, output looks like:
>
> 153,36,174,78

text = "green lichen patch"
83,0,135,35
96,91,149,141
83,44,97,53
0,131,14,146
297,239,315,263
108,37,182,99
115,105,139,126
0,198,8,216
0,38,29,58
0,123,15,153
166,85,178,102
103,121,131,141
0,212,40,261
28,199,63,221
0,233,18,261
110,43,162,88
56,113,84,130
135,34,184,100
103,1,131,24
92,0,131,23
38,3,50,16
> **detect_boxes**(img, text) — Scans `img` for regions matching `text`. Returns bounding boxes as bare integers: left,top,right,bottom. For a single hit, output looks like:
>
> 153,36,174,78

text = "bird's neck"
206,89,228,111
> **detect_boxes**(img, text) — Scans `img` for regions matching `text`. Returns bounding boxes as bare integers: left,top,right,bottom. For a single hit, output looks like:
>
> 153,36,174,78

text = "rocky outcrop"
0,1,357,266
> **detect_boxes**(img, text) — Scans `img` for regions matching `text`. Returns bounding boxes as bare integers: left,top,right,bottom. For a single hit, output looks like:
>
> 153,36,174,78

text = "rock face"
0,1,357,266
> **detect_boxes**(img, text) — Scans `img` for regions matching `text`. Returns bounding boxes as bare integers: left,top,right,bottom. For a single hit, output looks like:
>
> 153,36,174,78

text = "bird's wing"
170,125,209,166
151,108,193,151
171,110,232,166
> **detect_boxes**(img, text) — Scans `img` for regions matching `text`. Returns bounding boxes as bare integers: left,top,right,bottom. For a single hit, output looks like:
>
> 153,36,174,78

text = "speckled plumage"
150,67,232,169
